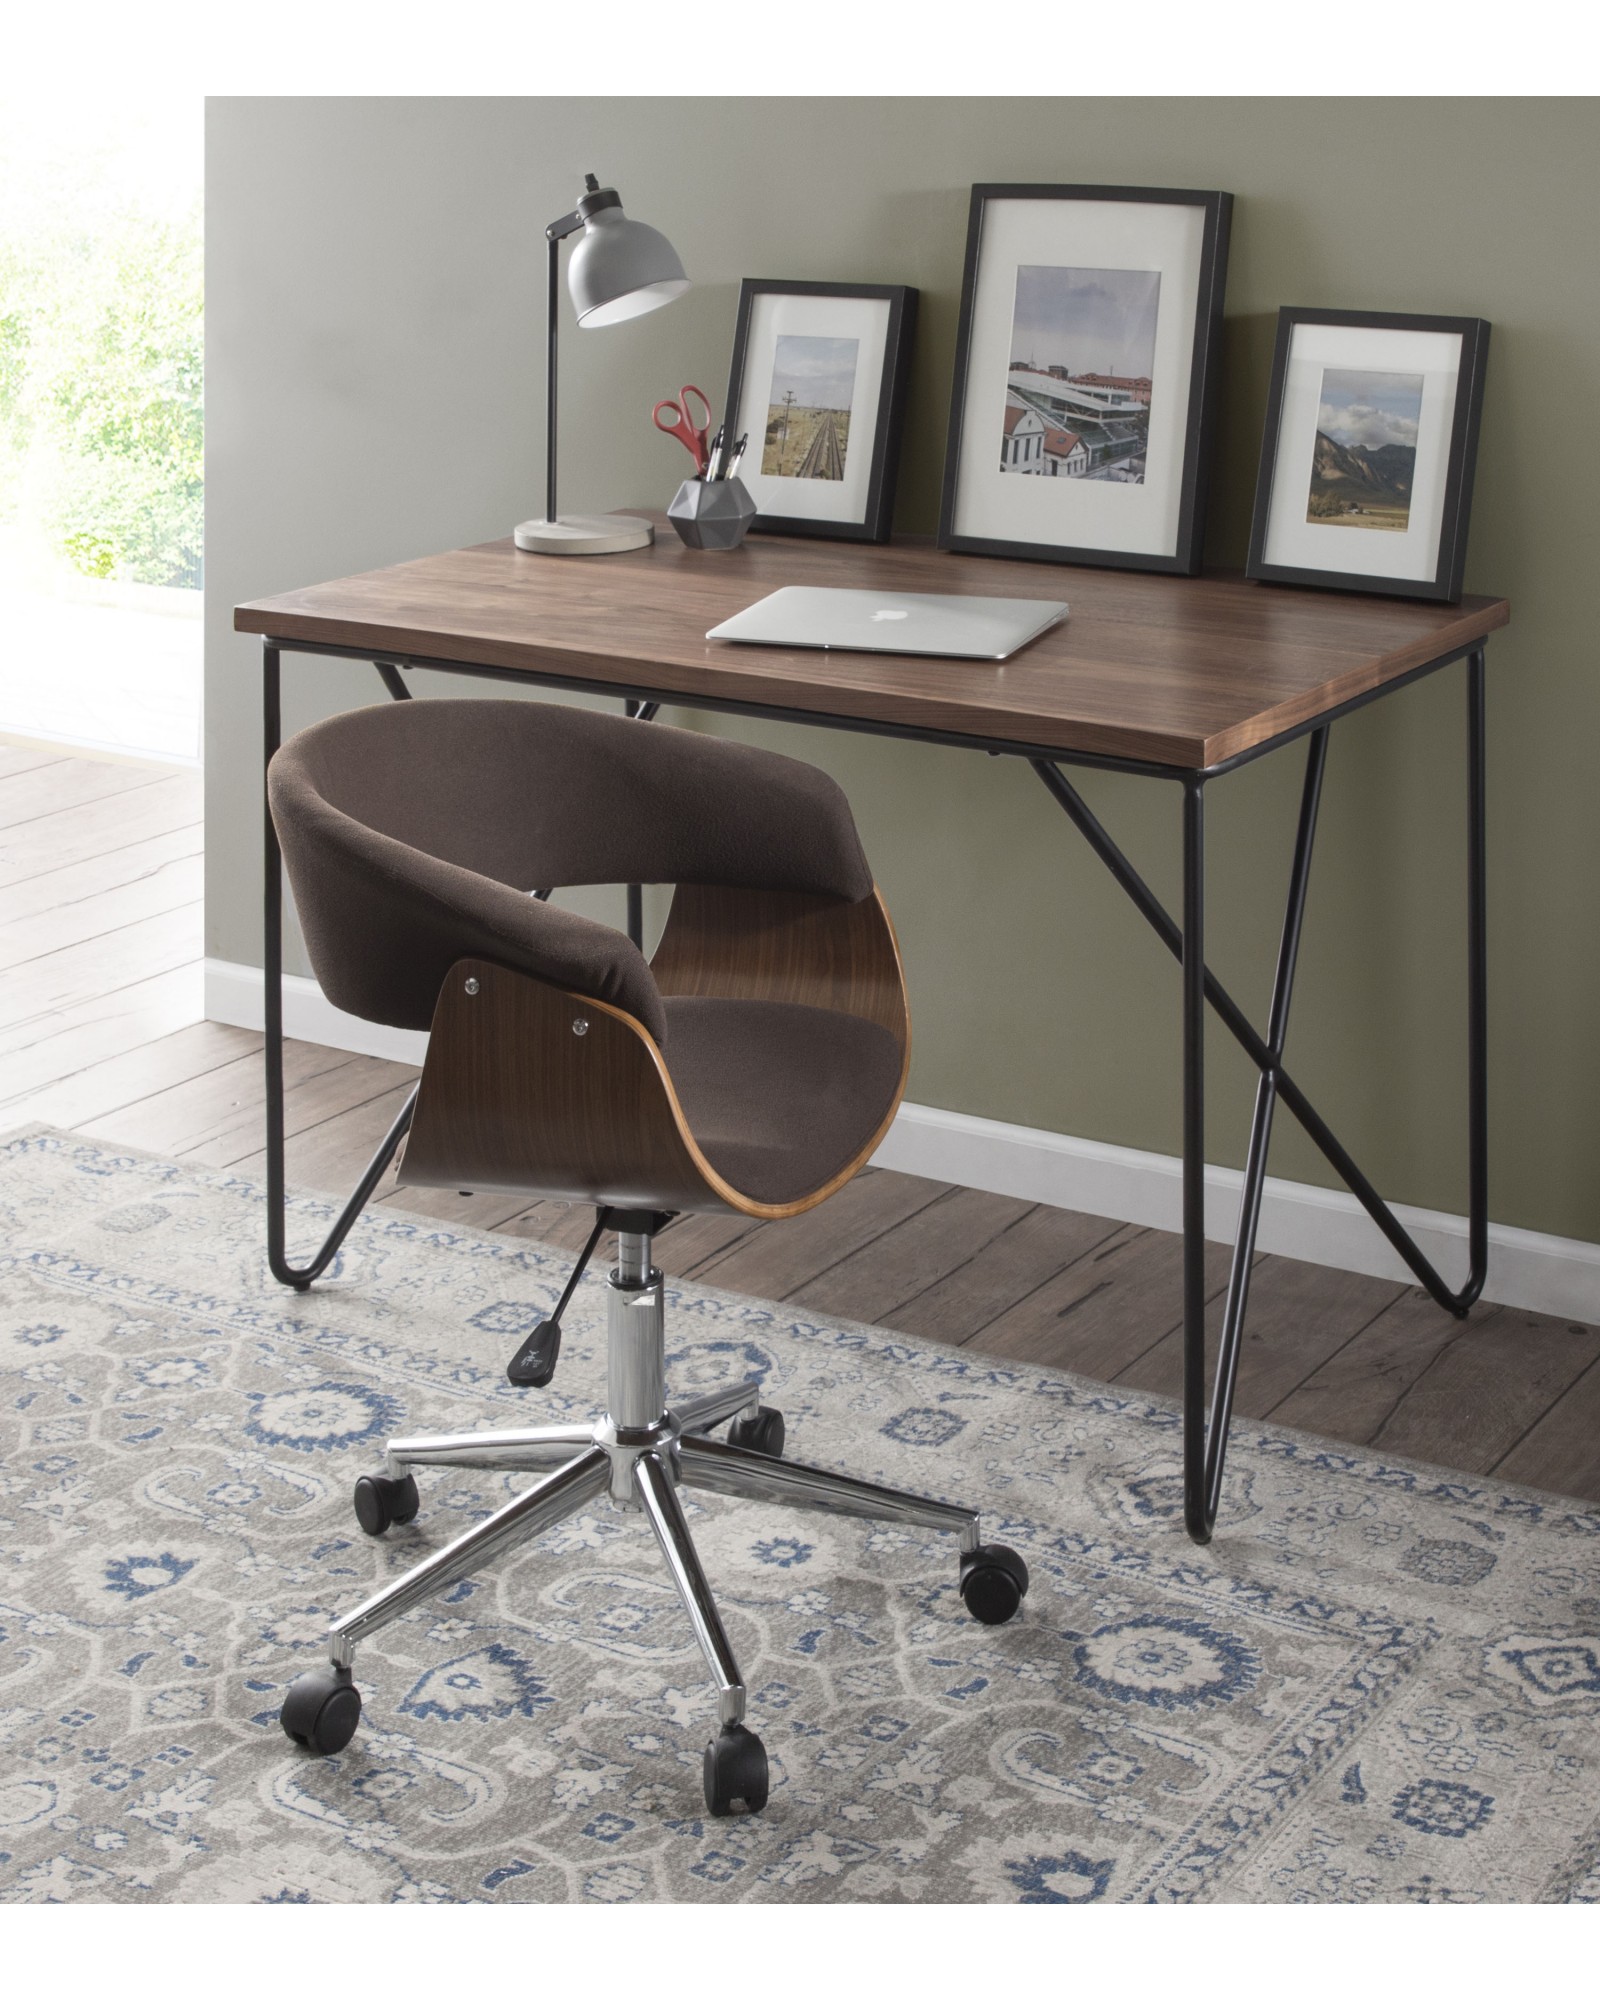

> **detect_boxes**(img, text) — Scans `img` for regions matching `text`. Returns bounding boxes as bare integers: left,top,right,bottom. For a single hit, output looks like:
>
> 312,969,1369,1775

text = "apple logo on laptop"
870,608,909,621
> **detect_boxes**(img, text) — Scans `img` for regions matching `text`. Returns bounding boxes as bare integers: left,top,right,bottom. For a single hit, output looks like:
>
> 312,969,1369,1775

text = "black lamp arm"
540,178,622,529
542,219,583,525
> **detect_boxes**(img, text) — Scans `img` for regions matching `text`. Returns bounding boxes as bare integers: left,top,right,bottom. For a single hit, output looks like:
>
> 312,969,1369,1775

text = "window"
0,97,202,762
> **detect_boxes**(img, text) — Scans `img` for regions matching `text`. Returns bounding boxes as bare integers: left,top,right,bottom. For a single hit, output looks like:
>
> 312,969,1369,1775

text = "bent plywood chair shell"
397,884,911,1220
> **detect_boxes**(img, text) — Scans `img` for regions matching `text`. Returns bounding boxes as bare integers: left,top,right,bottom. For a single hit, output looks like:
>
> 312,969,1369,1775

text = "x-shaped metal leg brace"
1031,647,1488,1545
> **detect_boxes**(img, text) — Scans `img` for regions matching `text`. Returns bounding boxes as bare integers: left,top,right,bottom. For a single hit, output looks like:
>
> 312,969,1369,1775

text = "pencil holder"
667,475,757,551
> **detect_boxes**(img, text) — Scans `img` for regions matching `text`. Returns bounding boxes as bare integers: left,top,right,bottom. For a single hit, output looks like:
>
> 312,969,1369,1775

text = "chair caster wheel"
353,1472,419,1537
703,1722,769,1816
280,1665,362,1754
727,1407,785,1457
959,1542,1029,1626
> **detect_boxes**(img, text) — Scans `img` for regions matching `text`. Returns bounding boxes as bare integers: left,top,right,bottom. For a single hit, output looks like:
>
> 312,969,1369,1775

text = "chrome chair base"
279,1230,1027,1814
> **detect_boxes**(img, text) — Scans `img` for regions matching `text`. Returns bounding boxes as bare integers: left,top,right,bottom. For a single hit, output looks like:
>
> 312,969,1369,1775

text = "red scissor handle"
652,384,714,473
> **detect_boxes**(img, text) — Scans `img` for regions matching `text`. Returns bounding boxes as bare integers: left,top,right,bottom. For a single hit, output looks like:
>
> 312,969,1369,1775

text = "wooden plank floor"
6,744,1600,1503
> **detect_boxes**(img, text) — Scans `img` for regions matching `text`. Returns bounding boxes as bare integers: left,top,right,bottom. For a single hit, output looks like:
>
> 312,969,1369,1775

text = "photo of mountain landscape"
1306,366,1423,531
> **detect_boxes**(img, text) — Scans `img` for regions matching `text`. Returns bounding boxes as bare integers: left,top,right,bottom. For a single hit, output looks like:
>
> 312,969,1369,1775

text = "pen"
725,432,749,480
703,424,725,482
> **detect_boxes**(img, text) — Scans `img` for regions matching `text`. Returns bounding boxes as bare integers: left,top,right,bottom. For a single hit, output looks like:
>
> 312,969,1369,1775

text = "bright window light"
0,93,202,764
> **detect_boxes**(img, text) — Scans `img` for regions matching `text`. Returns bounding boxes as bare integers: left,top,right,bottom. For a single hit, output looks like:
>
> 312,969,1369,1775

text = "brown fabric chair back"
267,698,875,1039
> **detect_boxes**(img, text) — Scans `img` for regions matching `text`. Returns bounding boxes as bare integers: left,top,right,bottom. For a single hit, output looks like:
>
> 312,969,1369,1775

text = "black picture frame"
1245,307,1490,603
722,279,917,544
936,184,1232,575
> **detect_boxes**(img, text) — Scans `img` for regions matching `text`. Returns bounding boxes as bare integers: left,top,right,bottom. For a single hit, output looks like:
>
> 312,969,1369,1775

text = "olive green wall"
204,97,1600,1245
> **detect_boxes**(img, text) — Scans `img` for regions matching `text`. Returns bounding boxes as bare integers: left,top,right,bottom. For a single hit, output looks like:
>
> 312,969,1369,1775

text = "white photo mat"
950,198,1208,559
1260,322,1464,583
731,293,891,526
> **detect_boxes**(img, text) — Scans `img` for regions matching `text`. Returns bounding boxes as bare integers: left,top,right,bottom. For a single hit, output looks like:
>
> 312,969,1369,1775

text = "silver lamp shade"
568,205,689,328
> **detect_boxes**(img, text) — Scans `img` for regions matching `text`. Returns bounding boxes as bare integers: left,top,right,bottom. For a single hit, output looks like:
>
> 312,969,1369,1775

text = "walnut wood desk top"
236,521,1508,771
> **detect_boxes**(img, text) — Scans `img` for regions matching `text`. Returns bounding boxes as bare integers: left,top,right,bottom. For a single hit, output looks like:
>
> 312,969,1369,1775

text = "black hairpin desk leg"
262,642,417,1290
1181,773,1208,1542
624,698,661,949
1033,644,1489,1545
1199,730,1328,1531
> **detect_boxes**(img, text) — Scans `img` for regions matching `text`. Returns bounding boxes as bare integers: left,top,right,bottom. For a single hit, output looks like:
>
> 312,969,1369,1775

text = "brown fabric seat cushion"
662,996,903,1206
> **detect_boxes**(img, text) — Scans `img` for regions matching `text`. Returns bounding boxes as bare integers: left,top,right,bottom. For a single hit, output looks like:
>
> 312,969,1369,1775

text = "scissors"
652,384,714,475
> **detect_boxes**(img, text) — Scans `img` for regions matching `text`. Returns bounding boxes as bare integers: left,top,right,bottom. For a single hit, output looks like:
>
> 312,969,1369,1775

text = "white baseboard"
207,958,430,1068
206,956,1600,1324
872,1104,1600,1322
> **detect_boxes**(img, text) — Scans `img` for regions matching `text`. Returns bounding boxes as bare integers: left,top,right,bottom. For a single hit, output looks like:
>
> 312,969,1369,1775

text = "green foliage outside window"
0,201,202,589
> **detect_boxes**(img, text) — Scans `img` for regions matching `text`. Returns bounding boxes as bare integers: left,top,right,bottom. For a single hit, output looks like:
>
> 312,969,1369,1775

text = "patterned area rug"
2,1126,1599,1904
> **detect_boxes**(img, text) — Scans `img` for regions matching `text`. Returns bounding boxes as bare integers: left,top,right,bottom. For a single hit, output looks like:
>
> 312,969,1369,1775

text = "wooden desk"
237,524,1507,773
239,523,1507,1541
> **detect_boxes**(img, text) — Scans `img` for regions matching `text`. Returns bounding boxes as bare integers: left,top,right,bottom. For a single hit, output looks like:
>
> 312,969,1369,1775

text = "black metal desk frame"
261,632,1488,1546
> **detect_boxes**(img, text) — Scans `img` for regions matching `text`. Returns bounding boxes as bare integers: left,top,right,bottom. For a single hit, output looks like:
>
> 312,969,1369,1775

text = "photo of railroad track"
761,333,857,480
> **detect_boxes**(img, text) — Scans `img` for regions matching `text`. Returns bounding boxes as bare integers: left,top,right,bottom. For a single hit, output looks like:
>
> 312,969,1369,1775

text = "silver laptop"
707,586,1068,662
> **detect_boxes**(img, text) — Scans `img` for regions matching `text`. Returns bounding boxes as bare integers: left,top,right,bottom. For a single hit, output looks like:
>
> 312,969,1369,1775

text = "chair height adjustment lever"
506,1206,613,1389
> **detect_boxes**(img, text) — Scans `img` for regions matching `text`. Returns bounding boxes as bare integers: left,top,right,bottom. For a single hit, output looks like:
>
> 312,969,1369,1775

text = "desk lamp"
514,173,689,556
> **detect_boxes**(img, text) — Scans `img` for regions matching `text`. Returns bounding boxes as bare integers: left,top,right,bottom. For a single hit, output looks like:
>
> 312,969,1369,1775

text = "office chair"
267,698,1027,1815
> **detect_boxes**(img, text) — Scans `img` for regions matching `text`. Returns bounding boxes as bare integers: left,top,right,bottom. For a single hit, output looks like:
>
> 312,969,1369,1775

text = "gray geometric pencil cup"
667,475,757,551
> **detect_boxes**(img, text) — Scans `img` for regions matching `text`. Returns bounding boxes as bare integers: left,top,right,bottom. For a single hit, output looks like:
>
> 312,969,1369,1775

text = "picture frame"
937,184,1232,575
1245,308,1490,603
722,279,917,543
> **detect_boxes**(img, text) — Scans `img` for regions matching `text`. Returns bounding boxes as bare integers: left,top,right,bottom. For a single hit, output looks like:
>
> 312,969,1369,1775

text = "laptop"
707,586,1068,662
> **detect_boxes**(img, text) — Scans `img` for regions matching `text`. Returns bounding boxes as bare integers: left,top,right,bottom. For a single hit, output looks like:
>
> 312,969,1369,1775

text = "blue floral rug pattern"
2,1128,1598,1903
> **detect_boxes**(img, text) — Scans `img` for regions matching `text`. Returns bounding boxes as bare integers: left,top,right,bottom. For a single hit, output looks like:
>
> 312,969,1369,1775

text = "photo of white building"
1000,396,1047,471
999,265,1159,482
